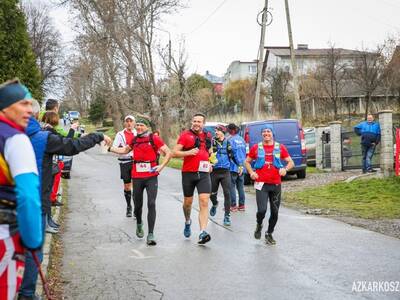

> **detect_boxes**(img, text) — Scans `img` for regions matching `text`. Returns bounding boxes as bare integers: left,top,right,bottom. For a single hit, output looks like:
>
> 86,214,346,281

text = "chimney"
297,44,308,50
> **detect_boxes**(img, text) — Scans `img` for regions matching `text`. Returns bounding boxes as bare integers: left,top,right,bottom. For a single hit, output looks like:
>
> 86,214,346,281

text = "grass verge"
284,176,400,219
46,180,68,300
306,166,325,174
161,157,183,169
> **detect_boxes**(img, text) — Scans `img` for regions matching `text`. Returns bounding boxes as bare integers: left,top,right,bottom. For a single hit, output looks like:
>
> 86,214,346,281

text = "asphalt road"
62,147,400,300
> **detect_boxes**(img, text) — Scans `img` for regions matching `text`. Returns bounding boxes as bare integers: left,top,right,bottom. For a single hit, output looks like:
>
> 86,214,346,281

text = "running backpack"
183,129,212,152
253,142,284,170
212,138,238,165
131,133,159,163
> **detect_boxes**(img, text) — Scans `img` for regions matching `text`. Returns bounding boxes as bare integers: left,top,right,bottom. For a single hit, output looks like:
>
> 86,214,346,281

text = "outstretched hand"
103,135,112,146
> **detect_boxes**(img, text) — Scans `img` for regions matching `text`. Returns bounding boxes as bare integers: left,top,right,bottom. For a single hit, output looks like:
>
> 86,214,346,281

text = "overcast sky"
50,0,400,77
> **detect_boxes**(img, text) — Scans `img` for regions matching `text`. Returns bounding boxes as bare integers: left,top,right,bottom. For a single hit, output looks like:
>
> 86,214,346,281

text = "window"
248,65,257,74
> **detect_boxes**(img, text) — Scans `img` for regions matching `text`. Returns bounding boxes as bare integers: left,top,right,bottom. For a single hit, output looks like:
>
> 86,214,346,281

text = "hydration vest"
131,133,158,163
253,142,284,170
183,129,212,152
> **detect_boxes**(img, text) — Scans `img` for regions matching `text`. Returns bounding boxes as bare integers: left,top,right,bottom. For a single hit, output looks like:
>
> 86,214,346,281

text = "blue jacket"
228,134,246,173
354,121,381,146
213,138,231,170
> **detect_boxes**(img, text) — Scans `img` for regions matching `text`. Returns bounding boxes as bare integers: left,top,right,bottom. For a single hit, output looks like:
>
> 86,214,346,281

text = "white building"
223,60,257,84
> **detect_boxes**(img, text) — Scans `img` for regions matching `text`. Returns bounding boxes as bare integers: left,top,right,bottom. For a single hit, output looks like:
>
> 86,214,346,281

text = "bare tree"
22,1,64,94
266,68,293,118
351,46,385,119
314,45,348,120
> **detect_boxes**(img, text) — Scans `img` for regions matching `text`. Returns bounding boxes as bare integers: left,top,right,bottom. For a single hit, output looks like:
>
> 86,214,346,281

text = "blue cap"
261,124,274,135
0,82,33,110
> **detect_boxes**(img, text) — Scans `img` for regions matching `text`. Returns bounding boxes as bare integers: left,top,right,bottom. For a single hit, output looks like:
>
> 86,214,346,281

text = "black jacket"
27,119,104,214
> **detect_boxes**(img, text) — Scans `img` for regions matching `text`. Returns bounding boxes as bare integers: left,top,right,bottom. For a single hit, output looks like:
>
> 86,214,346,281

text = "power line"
187,0,229,35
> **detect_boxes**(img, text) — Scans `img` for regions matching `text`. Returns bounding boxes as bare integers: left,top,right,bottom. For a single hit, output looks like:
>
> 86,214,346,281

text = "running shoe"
184,219,192,238
254,224,263,240
136,223,144,238
238,205,245,211
146,233,157,246
210,204,218,217
198,231,211,245
230,205,238,212
45,224,59,234
223,215,231,226
126,206,132,218
47,217,60,228
265,233,276,245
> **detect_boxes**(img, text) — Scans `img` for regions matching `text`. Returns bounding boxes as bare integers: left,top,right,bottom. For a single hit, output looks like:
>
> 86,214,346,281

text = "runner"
0,80,42,300
108,117,172,246
244,125,294,245
209,125,232,226
173,113,213,245
227,123,247,211
112,115,137,218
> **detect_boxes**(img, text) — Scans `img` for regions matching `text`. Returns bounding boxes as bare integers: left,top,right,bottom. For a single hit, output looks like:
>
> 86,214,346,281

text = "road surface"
61,147,400,299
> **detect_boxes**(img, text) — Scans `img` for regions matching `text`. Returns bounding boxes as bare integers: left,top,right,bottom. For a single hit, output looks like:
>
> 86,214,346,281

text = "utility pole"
254,0,269,120
284,0,302,122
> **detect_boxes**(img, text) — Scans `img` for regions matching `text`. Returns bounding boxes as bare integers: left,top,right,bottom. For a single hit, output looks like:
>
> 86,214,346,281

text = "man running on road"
173,113,213,245
244,125,294,245
113,115,137,218
209,124,232,226
109,117,172,246
0,80,42,299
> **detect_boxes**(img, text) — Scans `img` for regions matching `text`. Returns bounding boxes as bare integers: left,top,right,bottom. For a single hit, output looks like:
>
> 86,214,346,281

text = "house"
204,70,224,95
223,60,258,84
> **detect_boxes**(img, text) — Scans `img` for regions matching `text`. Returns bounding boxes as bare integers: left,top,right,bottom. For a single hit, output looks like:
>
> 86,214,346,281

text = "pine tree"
0,0,43,100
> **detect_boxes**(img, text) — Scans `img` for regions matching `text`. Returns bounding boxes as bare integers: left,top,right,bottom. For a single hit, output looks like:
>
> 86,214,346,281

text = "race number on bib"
198,161,211,172
136,162,151,172
254,181,264,191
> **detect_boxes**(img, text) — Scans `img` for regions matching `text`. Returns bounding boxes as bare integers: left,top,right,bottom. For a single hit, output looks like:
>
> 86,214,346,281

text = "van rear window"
273,122,299,144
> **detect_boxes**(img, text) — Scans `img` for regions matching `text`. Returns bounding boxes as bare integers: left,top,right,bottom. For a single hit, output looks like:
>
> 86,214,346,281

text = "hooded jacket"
26,117,104,214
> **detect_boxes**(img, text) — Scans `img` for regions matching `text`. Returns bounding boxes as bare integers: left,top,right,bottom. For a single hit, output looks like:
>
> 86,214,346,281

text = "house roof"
265,46,370,58
204,71,223,84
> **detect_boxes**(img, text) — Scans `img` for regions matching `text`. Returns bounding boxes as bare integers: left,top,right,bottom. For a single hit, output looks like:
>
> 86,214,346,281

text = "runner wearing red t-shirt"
173,113,212,245
109,117,172,246
245,125,294,245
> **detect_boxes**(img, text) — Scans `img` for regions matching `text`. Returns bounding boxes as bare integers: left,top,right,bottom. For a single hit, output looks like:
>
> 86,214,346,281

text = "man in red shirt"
112,115,137,218
173,113,212,245
245,125,294,245
108,117,172,246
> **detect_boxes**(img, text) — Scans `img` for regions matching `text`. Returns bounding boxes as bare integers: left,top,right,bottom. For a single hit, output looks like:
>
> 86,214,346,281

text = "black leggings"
255,184,281,234
210,169,231,215
132,176,158,233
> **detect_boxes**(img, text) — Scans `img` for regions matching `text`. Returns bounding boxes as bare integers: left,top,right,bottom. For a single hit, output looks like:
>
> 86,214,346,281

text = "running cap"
261,124,274,135
124,115,135,121
215,124,227,133
0,80,33,110
135,116,151,127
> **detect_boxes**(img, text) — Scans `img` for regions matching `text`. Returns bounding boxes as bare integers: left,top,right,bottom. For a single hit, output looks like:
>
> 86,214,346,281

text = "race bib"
254,181,264,191
136,162,151,172
198,161,211,172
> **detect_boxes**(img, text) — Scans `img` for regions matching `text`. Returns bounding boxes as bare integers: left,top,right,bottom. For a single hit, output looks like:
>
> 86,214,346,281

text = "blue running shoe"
184,219,192,238
198,231,211,245
210,204,218,217
223,215,231,226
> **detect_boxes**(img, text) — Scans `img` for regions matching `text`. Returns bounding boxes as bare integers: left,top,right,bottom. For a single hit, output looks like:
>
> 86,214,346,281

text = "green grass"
161,157,183,169
306,166,325,174
285,176,400,219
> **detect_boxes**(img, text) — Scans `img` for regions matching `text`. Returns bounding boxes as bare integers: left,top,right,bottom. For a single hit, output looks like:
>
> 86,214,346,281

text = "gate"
341,129,380,170
321,129,331,168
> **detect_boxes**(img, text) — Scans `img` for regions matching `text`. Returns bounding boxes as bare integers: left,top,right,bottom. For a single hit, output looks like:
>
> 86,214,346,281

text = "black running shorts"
181,172,211,197
119,162,132,184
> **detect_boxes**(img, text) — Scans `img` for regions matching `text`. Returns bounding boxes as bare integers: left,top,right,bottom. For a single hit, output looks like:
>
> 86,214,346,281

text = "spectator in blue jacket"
354,114,381,173
209,125,232,226
227,123,247,211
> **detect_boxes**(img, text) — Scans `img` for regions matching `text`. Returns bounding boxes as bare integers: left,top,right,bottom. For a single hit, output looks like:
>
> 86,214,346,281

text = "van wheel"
244,174,252,185
296,170,306,179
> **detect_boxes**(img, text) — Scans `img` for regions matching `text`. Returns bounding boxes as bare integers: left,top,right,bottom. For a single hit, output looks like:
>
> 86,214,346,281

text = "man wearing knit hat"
112,115,137,218
244,125,294,245
0,79,43,299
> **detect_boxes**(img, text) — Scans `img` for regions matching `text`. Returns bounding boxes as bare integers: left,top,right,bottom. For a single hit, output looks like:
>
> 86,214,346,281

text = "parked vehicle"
203,122,228,136
68,111,80,121
240,119,307,183
304,128,316,166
